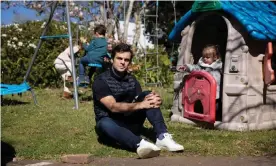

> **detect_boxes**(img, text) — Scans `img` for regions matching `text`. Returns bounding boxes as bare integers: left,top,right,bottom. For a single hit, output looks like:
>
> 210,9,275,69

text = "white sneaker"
137,139,161,159
156,133,184,152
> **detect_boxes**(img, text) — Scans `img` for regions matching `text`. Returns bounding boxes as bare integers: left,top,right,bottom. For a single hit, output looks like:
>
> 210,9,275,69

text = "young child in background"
182,45,223,99
79,24,108,84
54,43,81,98
104,37,113,62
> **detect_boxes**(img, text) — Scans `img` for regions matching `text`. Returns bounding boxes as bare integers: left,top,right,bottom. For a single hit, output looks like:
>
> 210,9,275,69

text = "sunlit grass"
1,88,276,160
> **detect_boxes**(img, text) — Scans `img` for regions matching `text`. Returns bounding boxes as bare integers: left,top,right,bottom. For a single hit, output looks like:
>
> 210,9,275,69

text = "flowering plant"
1,20,78,88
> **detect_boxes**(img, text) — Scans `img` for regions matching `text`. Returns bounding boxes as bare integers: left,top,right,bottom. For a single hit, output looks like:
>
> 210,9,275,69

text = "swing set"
1,0,175,108
1,1,80,109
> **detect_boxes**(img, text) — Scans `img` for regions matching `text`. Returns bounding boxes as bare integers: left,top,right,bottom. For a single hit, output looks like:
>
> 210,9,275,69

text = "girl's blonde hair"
202,45,221,59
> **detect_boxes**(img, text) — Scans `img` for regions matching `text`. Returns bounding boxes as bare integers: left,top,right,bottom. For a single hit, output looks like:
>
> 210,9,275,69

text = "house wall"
114,21,154,49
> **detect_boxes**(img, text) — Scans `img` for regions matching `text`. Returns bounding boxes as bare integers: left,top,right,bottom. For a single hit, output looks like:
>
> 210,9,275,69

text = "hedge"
1,20,79,88
1,20,174,88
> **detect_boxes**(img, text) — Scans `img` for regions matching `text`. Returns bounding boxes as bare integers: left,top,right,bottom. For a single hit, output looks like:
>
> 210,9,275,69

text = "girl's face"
202,48,217,65
107,38,113,52
107,44,113,52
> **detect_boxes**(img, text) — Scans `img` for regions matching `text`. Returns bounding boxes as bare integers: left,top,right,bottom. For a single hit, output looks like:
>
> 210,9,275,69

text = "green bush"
1,20,78,88
1,20,174,88
132,47,174,88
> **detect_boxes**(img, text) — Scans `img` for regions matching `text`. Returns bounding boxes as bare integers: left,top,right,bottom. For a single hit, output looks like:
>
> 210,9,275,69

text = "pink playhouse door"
182,71,217,123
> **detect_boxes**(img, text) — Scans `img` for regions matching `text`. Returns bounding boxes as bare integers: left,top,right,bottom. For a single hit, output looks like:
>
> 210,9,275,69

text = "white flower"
41,22,46,28
89,22,94,27
18,42,23,46
1,34,7,37
69,11,74,16
7,40,11,44
13,37,18,41
14,24,19,28
17,28,23,32
37,4,42,9
78,11,83,18
28,43,36,48
61,25,67,30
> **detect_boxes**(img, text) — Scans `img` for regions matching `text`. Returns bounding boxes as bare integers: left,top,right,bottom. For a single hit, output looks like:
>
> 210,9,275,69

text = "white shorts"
54,63,72,79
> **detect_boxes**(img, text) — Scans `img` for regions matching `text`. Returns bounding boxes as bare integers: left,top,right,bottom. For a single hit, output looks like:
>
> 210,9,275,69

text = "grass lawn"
1,88,276,160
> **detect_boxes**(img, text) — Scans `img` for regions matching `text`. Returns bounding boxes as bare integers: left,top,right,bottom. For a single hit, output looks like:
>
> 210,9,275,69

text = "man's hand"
138,91,162,109
147,91,162,108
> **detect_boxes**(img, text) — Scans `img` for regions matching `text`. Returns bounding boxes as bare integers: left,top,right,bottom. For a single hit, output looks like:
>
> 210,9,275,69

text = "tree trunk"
133,12,141,48
99,2,106,25
133,1,147,55
115,2,124,41
106,1,115,37
123,0,134,43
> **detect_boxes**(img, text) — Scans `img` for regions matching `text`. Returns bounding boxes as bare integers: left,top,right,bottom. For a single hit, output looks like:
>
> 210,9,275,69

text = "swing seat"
87,53,112,68
88,63,102,68
0,82,37,104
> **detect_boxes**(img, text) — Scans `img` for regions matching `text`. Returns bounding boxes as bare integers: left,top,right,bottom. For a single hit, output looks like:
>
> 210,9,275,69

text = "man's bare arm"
100,95,159,113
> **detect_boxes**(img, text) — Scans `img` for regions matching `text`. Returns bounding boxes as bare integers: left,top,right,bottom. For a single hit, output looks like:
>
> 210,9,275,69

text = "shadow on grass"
1,98,30,106
77,88,93,102
95,126,158,153
1,141,16,166
80,95,93,102
256,139,276,157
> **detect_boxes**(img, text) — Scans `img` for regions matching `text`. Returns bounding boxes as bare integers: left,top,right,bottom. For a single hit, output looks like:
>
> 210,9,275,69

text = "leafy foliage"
1,20,78,88
2,89,276,159
1,21,174,88
132,47,174,87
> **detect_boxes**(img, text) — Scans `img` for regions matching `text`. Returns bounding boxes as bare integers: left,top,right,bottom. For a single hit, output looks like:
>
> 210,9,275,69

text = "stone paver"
6,156,276,166
61,154,93,164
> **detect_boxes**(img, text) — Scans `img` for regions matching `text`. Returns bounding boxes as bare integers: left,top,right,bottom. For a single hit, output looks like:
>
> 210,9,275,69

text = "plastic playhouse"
169,1,276,131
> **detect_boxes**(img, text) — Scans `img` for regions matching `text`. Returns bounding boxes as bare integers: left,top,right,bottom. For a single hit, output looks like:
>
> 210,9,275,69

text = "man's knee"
96,117,116,131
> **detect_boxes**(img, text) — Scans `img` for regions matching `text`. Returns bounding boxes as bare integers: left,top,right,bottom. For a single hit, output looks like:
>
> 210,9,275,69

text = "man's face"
113,52,131,72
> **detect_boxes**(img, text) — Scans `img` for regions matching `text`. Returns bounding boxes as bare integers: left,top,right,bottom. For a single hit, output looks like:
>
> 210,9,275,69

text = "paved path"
7,156,276,166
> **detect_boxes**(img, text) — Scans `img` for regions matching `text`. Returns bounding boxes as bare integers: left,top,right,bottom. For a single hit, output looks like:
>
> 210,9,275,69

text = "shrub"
1,20,174,88
1,20,78,88
132,47,174,88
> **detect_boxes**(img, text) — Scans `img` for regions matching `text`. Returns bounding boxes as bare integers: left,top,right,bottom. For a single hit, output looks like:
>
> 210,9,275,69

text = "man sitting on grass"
92,43,184,159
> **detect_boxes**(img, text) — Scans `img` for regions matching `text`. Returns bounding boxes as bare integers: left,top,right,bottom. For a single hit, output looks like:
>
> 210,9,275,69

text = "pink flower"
78,11,83,18
69,11,74,16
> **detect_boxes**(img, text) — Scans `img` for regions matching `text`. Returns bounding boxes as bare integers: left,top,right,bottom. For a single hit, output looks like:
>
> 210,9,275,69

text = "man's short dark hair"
111,43,134,60
94,24,106,36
